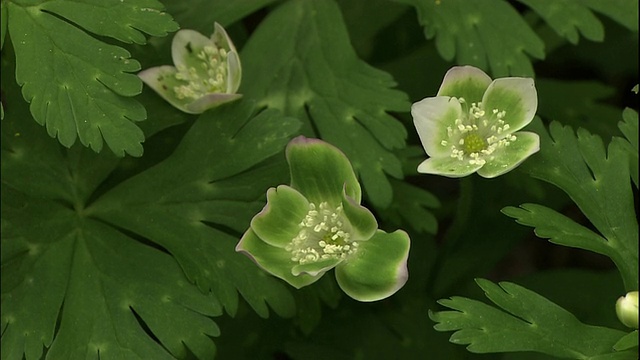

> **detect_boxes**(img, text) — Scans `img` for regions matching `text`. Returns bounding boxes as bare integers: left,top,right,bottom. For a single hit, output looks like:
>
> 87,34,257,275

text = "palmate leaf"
164,0,277,32
430,279,632,359
397,0,545,76
5,0,178,157
241,0,410,208
618,108,639,187
503,118,639,291
1,96,300,359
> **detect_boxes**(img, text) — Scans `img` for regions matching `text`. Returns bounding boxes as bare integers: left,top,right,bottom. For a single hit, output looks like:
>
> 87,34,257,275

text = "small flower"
138,22,242,114
411,66,540,178
236,136,410,302
616,291,639,329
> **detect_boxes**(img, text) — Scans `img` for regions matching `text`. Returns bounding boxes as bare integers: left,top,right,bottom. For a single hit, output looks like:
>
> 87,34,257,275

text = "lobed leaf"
618,108,639,187
241,0,410,208
397,0,544,77
430,279,629,359
5,0,178,157
512,120,638,291
91,100,301,318
165,0,277,32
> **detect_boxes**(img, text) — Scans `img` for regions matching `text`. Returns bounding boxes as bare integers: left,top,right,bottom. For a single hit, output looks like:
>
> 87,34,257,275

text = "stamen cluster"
174,46,229,100
440,98,517,166
286,202,358,265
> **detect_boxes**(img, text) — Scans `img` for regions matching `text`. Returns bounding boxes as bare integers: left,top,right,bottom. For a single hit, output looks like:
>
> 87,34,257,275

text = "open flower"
236,136,410,302
138,23,242,114
411,66,540,178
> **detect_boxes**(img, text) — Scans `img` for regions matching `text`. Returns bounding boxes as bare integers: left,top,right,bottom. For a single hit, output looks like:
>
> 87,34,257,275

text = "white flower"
138,23,241,114
412,66,540,178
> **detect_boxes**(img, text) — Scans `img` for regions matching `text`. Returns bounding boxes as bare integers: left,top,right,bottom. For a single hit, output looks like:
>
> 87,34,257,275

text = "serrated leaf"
91,100,300,318
241,0,410,208
618,108,639,187
2,94,300,359
430,279,628,359
517,0,605,44
397,0,544,76
6,0,178,157
516,120,638,291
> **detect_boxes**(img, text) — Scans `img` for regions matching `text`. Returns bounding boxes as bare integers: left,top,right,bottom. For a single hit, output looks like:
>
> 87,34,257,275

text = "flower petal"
477,131,540,178
335,230,410,302
437,66,492,104
185,93,242,114
138,65,195,114
482,77,537,133
286,136,361,205
417,157,483,178
226,50,242,94
341,188,377,241
171,29,212,71
412,96,463,158
292,258,341,277
211,22,236,53
251,185,309,249
236,229,321,289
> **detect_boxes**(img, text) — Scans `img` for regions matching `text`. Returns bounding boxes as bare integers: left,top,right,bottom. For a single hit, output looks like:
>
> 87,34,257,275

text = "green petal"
341,189,377,241
412,96,463,158
417,156,483,178
138,65,195,114
482,77,537,133
251,185,309,248
171,29,212,74
185,93,242,113
437,66,492,104
335,230,410,302
477,131,540,178
292,258,341,277
226,51,242,94
286,137,361,205
236,229,321,289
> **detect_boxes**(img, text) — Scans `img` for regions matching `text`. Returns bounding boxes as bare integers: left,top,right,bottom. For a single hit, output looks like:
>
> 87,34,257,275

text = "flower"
138,22,242,114
616,291,639,329
411,66,540,178
236,136,410,302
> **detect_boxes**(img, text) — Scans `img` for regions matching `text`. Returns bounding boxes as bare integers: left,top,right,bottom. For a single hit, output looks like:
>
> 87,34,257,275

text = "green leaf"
618,108,639,187
614,331,639,351
91,100,301,317
398,0,545,76
242,0,410,208
5,0,178,157
2,98,300,359
516,0,605,44
430,279,628,358
379,178,440,234
165,0,277,32
514,120,638,291
578,0,639,32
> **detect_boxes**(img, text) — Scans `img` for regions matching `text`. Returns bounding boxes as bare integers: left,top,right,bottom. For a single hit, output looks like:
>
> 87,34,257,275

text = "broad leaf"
5,0,178,156
397,0,544,76
242,0,410,208
430,279,630,359
165,0,277,31
505,120,638,291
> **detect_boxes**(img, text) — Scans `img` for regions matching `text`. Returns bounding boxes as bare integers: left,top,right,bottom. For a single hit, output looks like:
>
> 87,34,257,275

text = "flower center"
286,202,358,265
174,45,229,100
440,98,517,166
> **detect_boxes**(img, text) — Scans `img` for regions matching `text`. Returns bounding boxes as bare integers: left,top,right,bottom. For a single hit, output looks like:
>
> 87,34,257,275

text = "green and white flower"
616,291,639,329
138,23,242,114
412,66,540,178
236,136,410,302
